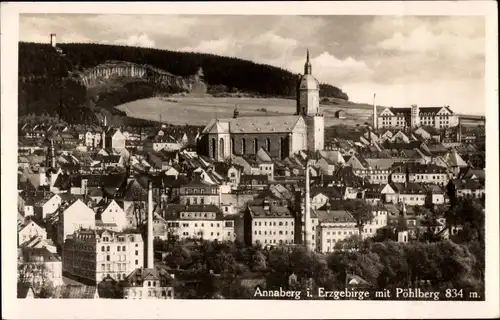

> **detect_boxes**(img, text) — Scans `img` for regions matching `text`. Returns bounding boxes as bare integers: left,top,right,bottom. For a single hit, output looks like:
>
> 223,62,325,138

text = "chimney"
147,180,154,269
304,161,311,249
50,33,56,47
373,93,377,130
51,139,56,169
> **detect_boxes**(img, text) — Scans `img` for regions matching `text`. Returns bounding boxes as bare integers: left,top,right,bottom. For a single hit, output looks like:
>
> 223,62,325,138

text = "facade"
197,51,324,160
390,163,449,185
18,247,63,289
158,204,235,242
179,179,221,206
123,267,175,299
377,106,459,130
381,182,427,205
57,199,96,247
62,229,144,283
314,209,359,253
18,220,47,245
245,200,296,247
362,207,388,238
99,200,128,231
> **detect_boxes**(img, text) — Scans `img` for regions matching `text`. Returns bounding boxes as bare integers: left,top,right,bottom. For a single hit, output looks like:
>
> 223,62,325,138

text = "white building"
377,106,459,130
57,199,96,247
123,267,175,299
245,200,296,247
158,204,235,242
99,200,128,231
314,209,359,253
18,219,47,246
63,229,144,283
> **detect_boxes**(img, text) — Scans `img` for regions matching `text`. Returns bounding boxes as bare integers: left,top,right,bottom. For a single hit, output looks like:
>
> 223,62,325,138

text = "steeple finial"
304,49,312,75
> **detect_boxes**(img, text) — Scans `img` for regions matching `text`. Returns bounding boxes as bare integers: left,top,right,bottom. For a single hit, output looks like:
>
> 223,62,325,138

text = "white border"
2,2,499,319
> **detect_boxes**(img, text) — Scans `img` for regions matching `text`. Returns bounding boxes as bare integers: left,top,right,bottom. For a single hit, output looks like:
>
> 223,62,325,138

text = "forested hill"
18,42,349,124
19,42,349,99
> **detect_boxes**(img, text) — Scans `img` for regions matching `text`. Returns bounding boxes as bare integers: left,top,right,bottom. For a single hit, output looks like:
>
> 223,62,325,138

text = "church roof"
202,115,304,134
298,74,319,91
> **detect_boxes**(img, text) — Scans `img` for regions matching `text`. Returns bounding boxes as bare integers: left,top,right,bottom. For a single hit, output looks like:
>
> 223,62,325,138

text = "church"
197,51,324,161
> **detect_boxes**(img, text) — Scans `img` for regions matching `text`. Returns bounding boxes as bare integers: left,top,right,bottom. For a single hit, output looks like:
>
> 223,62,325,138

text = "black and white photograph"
1,2,499,319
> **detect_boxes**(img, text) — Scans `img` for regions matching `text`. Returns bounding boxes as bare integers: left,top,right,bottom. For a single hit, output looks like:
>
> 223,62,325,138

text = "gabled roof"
125,267,174,287
52,285,98,299
443,150,467,167
202,115,304,134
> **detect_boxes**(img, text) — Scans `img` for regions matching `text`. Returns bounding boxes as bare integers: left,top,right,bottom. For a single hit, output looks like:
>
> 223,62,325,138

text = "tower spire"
304,49,312,75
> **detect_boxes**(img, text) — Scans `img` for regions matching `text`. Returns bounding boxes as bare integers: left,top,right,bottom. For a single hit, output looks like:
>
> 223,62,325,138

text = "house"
179,178,221,207
390,130,410,143
315,157,338,175
442,149,468,176
239,174,269,190
18,219,47,246
244,200,296,247
123,267,175,299
57,199,96,247
381,182,427,205
18,247,63,287
310,187,342,209
144,135,182,152
157,204,235,242
390,162,449,185
424,184,448,205
104,128,126,152
335,110,347,119
447,179,485,199
98,200,128,231
314,209,359,253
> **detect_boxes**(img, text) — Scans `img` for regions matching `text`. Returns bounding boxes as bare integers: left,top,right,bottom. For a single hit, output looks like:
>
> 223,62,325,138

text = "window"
219,138,225,159
135,250,138,255
135,259,139,265
211,138,216,159
118,246,121,252
266,138,271,152
106,255,110,261
231,138,235,154
101,246,105,251
254,138,258,154
107,246,110,251
241,138,246,154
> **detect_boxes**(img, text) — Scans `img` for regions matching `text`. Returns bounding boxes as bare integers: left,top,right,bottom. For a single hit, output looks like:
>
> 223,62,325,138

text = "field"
115,96,379,127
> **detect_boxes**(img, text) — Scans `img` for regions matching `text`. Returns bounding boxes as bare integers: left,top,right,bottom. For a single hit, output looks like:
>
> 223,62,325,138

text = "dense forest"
18,42,349,124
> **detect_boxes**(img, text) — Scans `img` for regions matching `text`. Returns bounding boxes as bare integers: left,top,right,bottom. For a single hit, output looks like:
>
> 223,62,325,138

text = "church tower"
297,50,324,152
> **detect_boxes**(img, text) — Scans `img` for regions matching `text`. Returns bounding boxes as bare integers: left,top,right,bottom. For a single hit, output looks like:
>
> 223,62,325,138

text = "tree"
17,261,55,298
371,241,409,288
342,200,374,248
333,234,359,252
251,250,267,272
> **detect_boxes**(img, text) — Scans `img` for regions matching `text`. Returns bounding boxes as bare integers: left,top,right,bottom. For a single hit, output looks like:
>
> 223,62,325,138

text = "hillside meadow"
116,96,378,127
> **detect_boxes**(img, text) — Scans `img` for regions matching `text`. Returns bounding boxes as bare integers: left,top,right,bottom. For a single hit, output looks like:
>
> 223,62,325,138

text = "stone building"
197,50,325,161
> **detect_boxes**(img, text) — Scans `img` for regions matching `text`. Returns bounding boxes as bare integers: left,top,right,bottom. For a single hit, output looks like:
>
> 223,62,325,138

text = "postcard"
1,1,498,319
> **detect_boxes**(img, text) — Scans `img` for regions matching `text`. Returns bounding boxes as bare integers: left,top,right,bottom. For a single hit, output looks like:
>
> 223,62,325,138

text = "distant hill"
18,42,349,124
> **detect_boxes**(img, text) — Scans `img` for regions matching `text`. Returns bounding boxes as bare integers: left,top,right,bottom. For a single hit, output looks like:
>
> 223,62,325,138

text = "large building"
157,204,235,242
197,50,324,161
376,105,459,130
62,229,144,283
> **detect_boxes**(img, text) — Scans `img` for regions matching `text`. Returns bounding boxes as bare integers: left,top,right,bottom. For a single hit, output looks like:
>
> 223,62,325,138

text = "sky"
19,14,486,115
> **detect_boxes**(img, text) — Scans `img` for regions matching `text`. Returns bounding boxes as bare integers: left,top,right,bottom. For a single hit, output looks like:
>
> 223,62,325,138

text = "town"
17,46,486,300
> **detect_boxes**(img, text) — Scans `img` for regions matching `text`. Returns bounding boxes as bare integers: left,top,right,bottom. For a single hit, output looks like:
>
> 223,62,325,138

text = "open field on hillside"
116,97,378,127
116,96,484,128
